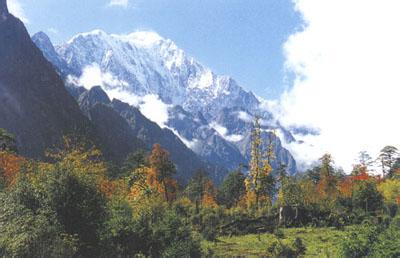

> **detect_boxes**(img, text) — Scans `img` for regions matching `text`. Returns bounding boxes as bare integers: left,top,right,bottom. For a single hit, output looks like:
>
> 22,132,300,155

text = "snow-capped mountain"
33,30,298,175
55,30,260,118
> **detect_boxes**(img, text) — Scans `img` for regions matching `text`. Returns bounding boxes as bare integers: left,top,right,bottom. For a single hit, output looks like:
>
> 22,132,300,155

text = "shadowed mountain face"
76,86,146,163
0,7,91,158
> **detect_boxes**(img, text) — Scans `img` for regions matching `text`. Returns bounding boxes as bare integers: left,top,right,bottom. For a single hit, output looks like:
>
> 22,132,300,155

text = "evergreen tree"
185,169,211,212
358,151,373,169
378,146,399,177
0,128,17,153
217,168,246,208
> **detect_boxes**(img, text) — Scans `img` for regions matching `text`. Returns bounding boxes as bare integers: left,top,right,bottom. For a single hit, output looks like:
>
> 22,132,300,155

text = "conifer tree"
378,146,399,177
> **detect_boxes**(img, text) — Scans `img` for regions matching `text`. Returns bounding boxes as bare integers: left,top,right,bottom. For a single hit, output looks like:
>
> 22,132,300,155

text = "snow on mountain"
55,29,260,118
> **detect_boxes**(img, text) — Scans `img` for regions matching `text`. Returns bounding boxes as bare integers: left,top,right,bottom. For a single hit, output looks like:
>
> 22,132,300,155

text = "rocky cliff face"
31,31,73,77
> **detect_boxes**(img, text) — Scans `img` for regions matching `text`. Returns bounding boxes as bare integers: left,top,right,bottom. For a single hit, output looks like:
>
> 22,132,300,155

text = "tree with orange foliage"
202,180,217,207
128,166,160,200
338,177,355,198
148,144,177,203
0,152,25,188
339,162,374,199
0,129,22,188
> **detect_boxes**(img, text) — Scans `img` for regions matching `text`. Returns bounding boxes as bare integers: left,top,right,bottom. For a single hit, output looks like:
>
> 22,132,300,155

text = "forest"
0,120,399,257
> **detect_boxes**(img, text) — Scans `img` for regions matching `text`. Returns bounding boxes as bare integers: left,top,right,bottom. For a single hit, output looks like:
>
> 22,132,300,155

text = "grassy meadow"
202,227,350,257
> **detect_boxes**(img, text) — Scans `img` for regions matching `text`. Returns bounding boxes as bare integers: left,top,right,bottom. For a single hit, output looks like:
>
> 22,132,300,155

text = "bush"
371,216,400,257
101,198,143,257
266,240,297,258
151,210,202,257
338,223,379,258
192,207,224,241
266,237,306,258
0,176,79,257
352,181,383,214
293,237,307,256
274,229,285,239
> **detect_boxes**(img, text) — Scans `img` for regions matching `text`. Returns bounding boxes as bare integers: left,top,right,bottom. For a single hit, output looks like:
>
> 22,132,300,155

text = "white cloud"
225,134,244,142
72,64,171,128
47,27,59,35
210,122,228,136
76,64,129,90
140,95,171,128
210,122,244,142
8,0,29,23
68,64,141,106
106,88,141,106
237,111,253,123
167,127,200,151
278,0,400,172
108,0,129,8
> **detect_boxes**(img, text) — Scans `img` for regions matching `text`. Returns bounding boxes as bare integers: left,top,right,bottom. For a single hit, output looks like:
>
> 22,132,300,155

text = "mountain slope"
0,6,91,158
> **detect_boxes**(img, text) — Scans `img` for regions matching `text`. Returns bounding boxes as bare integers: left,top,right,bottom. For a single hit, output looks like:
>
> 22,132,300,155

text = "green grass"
202,227,350,257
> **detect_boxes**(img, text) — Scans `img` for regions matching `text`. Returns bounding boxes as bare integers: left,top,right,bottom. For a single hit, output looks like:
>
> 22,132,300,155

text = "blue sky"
17,0,302,100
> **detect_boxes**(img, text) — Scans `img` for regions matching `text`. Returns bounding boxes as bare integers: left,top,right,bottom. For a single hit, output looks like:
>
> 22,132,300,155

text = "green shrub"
293,237,307,256
371,216,400,257
274,228,285,239
338,223,379,258
266,240,297,258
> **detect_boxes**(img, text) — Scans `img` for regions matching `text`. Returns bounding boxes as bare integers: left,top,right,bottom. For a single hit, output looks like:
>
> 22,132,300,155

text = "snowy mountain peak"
55,29,261,118
120,31,165,48
68,29,108,44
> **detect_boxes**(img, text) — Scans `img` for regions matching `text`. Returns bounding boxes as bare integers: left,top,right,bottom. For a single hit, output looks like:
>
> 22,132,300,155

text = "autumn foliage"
0,151,25,187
